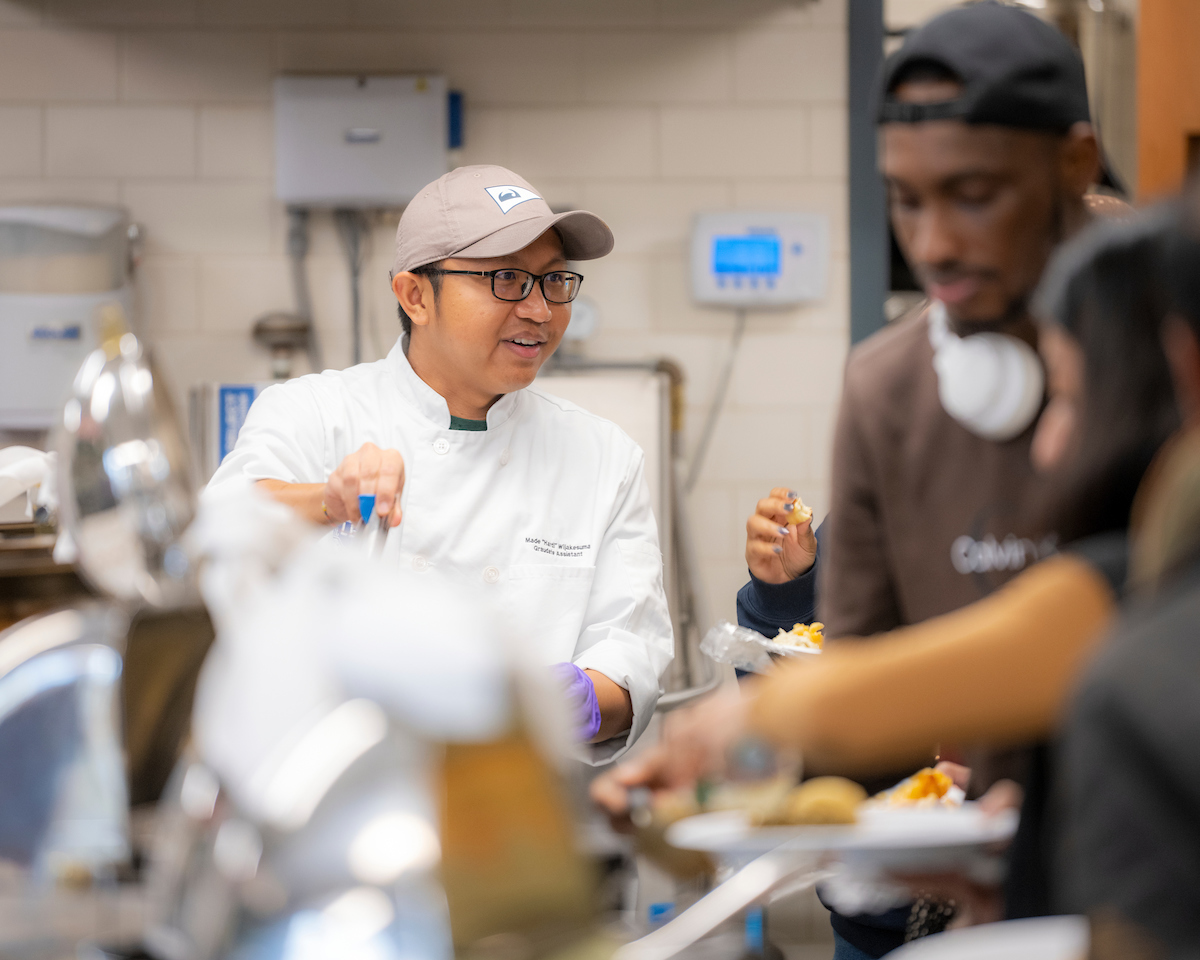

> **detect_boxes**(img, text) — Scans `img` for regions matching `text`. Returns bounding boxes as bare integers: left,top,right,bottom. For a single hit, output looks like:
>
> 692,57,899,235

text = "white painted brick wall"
0,0,848,626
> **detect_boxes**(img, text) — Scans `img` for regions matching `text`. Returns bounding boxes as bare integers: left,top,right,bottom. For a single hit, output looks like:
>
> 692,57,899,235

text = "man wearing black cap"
712,2,1103,955
593,1,1109,951
816,2,1100,955
736,2,1107,646
822,0,1099,638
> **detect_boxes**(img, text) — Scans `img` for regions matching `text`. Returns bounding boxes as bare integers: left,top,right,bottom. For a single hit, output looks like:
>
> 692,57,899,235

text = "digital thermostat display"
712,235,781,276
692,212,829,307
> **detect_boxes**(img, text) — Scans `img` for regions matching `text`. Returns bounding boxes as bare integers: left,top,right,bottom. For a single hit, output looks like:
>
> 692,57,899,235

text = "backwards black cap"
878,1,1091,132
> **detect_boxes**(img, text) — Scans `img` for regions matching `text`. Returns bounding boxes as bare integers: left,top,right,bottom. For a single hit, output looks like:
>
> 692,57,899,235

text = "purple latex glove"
551,662,602,741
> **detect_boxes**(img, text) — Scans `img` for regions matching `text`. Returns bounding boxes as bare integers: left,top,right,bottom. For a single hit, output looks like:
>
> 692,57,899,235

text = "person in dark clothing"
1000,208,1181,922
735,4,1104,954
1057,191,1200,960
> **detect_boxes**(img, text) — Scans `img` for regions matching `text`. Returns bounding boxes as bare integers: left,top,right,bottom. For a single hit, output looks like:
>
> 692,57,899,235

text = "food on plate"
775,621,825,650
754,776,867,826
869,767,962,808
785,496,813,526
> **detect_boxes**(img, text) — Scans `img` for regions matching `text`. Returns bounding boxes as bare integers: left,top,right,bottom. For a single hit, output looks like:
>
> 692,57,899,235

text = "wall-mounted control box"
690,211,830,307
274,75,448,207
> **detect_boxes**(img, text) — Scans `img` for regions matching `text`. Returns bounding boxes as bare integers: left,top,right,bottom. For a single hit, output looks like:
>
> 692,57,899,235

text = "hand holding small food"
746,487,818,585
322,442,406,527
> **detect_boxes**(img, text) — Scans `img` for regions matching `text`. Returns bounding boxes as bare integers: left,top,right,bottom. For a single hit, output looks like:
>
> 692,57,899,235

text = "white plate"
889,915,1088,960
665,803,1018,857
760,638,822,658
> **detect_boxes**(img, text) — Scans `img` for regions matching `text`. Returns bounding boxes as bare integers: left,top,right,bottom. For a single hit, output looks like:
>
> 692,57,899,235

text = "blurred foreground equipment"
57,306,198,610
0,311,213,954
143,535,618,960
55,305,214,802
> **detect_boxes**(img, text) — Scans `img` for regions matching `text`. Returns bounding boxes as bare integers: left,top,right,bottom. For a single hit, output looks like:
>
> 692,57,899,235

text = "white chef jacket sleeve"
205,380,329,494
570,446,674,764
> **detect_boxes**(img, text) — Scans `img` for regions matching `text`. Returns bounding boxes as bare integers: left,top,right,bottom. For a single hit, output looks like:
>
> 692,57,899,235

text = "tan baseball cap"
393,164,614,274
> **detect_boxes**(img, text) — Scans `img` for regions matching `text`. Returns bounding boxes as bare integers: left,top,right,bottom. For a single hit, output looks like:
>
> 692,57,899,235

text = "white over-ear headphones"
927,301,1045,442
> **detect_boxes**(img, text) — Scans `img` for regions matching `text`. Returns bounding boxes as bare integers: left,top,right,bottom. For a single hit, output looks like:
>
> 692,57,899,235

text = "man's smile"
502,333,547,359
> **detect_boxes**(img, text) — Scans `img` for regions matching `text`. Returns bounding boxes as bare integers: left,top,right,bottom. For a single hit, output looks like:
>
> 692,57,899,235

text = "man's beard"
945,187,1068,336
948,292,1033,335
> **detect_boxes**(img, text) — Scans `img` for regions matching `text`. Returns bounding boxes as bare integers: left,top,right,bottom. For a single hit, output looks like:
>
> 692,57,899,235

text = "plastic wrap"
700,620,823,675
699,621,776,674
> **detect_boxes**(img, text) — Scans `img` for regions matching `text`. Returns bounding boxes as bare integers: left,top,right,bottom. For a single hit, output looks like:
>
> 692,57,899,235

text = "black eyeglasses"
429,268,584,304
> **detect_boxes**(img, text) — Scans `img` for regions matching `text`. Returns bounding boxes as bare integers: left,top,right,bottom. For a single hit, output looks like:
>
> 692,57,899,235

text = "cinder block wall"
0,0,847,624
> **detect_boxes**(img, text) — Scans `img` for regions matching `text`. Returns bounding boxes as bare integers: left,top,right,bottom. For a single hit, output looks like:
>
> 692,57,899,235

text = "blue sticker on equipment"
218,385,258,462
448,90,464,149
648,902,674,925
30,324,82,340
745,907,764,952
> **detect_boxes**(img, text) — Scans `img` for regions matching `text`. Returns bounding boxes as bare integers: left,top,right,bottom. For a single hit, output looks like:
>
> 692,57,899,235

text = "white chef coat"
206,338,675,763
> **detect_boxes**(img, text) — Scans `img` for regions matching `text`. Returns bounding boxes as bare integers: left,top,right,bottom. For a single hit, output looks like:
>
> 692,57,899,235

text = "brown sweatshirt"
819,306,1056,638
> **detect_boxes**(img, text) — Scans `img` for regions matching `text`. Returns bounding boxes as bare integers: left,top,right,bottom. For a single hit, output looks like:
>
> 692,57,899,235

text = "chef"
206,164,674,762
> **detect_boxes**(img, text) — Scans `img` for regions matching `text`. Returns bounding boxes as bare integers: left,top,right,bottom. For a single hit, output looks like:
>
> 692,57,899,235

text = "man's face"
882,93,1066,328
409,229,572,399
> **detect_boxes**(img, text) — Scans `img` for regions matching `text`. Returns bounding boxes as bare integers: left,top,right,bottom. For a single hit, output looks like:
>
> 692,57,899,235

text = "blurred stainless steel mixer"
142,718,452,960
57,306,199,611
0,306,204,955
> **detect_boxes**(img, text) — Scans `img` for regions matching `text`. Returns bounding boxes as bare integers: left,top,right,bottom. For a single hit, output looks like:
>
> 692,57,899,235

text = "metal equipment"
251,312,312,381
274,74,450,367
0,206,136,434
57,306,198,610
274,75,447,209
0,603,131,880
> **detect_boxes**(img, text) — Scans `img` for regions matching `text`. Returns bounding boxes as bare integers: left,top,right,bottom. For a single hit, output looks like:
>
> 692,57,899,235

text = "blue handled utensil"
357,493,390,558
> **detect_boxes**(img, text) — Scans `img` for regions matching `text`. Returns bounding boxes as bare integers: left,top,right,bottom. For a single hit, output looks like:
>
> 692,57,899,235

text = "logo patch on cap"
485,185,541,215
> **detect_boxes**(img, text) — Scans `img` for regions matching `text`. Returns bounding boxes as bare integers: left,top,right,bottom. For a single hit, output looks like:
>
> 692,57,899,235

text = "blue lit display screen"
712,234,781,275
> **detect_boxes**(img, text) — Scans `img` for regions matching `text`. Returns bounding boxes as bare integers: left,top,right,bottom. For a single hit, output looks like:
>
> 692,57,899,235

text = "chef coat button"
483,566,500,584
433,437,450,455
499,449,511,467
412,556,428,572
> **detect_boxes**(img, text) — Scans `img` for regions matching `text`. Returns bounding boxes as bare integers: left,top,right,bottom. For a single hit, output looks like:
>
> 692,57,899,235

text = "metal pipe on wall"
849,0,888,345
